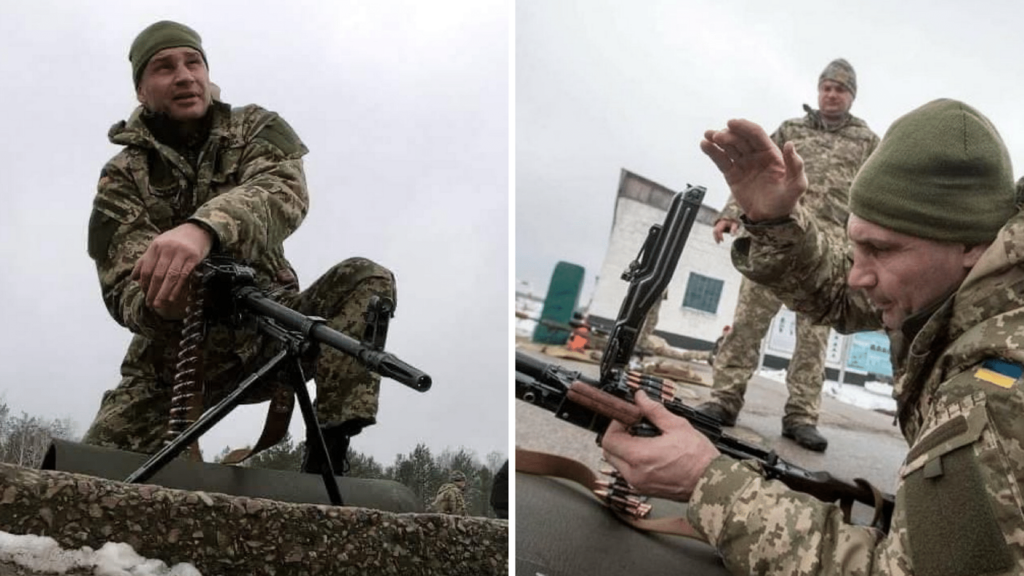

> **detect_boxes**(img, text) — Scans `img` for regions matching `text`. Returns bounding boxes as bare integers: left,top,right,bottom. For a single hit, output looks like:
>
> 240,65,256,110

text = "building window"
682,273,723,314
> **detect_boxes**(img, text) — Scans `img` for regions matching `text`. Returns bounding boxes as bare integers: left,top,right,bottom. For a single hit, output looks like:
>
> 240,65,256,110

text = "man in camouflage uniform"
83,21,395,474
698,59,879,451
605,99,1024,574
432,470,468,515
637,289,668,351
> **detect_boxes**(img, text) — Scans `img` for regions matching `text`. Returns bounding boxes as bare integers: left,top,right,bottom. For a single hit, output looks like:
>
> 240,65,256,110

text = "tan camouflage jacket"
685,207,1024,575
720,107,879,239
87,101,309,384
431,483,467,515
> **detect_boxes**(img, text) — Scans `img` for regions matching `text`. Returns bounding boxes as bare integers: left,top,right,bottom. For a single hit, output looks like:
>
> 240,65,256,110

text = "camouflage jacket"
720,106,879,238
685,207,1024,575
431,483,467,515
87,101,309,384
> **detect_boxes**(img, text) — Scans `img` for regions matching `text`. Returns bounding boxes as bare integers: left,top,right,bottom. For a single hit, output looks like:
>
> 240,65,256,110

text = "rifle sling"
221,387,295,465
855,477,888,531
515,447,704,541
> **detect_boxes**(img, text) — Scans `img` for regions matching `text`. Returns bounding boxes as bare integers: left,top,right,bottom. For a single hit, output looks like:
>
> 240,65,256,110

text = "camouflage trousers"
711,275,828,427
82,257,396,455
638,296,663,348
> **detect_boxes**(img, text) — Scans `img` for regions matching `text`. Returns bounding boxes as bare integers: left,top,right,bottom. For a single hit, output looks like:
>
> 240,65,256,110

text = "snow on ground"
0,532,201,576
758,368,897,414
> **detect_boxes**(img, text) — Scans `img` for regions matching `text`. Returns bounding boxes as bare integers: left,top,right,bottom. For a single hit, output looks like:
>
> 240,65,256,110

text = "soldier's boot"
782,424,828,452
693,402,738,427
301,419,371,476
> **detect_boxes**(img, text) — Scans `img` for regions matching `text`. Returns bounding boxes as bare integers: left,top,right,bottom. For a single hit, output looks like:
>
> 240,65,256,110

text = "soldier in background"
83,21,395,474
432,470,468,515
696,59,879,452
637,290,668,351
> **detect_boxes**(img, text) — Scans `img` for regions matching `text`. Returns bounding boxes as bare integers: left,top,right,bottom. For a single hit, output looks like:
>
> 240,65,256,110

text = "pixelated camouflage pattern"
84,102,392,454
686,207,1024,574
713,110,877,426
637,290,667,349
0,463,508,575
710,275,829,427
431,482,467,516
820,58,857,97
719,109,879,237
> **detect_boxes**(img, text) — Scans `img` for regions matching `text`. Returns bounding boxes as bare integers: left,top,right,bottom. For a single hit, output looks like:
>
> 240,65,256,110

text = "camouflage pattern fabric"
710,276,829,427
684,207,1024,574
638,290,667,349
431,482,467,515
83,101,392,454
713,107,878,425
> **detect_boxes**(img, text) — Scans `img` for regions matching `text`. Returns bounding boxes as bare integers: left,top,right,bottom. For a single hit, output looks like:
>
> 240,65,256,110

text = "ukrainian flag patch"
975,359,1024,389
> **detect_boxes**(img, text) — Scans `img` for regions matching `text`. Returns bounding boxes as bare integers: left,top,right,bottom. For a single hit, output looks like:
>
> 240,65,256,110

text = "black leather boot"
782,424,828,452
301,424,351,476
693,402,738,427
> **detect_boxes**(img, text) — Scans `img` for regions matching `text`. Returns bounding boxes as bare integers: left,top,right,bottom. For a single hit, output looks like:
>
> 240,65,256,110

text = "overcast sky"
517,0,1024,301
0,0,508,466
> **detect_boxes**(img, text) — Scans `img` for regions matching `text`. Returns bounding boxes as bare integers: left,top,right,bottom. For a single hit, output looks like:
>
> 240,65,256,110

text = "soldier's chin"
881,309,903,331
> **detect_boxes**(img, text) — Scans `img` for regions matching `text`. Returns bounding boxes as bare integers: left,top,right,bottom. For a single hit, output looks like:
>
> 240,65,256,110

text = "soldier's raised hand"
712,217,739,243
700,119,807,221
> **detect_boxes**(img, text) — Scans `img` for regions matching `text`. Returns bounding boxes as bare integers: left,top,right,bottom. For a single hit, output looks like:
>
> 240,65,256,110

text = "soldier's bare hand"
700,119,808,221
602,392,720,502
131,222,213,318
712,218,739,243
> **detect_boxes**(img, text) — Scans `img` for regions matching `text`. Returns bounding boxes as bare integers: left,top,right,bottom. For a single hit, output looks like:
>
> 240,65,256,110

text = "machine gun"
515,185,894,533
125,256,431,506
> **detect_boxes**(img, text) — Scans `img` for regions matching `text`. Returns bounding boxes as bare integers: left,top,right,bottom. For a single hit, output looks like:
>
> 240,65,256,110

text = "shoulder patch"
87,208,120,261
974,359,1023,389
255,117,308,157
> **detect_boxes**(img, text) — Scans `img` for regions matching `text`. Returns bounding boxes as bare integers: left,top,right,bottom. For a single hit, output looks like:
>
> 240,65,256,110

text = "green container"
532,262,585,344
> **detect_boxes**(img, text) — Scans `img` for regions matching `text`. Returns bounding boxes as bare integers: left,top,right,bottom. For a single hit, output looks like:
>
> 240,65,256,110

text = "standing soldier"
432,470,468,515
697,59,879,451
82,21,396,473
637,290,668,351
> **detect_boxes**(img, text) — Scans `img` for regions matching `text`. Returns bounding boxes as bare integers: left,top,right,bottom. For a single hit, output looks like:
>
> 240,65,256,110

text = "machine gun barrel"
235,287,431,392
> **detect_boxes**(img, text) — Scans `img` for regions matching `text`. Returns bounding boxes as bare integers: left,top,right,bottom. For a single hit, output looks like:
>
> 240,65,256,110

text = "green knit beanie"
848,99,1015,244
819,58,857,98
129,21,207,88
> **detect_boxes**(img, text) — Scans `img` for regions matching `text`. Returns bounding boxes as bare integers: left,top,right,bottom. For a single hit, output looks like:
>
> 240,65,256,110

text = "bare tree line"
0,401,77,468
219,435,508,517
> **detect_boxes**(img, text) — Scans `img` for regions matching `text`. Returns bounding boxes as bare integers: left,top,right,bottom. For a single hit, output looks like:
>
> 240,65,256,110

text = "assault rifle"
126,256,431,506
515,185,894,532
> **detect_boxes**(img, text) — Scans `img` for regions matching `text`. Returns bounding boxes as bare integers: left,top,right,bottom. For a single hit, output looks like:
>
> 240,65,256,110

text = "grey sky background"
517,0,1024,301
0,0,508,465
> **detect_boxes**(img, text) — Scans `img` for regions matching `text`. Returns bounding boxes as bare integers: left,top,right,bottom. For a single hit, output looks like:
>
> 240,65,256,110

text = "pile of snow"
759,368,897,414
0,532,200,576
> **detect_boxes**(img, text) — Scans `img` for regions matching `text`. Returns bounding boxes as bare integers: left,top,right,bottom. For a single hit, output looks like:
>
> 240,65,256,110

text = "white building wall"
585,169,881,383
589,195,741,348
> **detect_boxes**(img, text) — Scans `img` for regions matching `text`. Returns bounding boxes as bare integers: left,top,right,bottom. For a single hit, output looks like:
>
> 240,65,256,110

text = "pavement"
515,344,908,576
516,345,906,490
